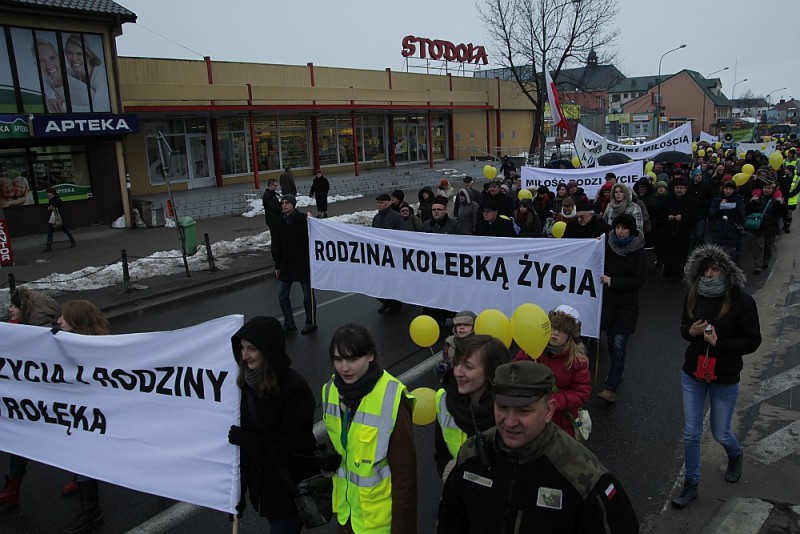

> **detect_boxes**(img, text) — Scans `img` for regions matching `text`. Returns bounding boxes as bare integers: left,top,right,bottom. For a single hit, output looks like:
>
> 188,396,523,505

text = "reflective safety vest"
322,372,406,534
435,389,468,459
789,172,800,207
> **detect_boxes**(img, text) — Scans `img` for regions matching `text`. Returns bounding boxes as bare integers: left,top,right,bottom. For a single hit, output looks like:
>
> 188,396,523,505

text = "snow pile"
242,193,363,218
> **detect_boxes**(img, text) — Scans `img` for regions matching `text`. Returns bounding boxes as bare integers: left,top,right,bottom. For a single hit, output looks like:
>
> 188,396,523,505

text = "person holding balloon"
514,305,591,438
514,198,542,237
321,323,417,534
434,334,511,480
597,213,647,404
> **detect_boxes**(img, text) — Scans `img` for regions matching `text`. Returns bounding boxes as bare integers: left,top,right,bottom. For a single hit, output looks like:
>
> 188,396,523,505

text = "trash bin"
178,216,197,255
132,198,153,226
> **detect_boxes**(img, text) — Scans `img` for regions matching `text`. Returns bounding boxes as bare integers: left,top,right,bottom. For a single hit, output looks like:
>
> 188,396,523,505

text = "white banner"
699,131,718,144
309,219,605,337
0,315,244,513
575,123,693,167
520,161,644,200
737,140,777,156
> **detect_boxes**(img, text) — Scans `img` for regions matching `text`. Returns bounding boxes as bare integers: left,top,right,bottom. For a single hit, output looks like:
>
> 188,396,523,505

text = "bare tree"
478,0,619,165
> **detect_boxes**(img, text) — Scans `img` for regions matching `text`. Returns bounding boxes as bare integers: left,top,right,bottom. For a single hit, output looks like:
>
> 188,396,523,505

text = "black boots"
64,480,103,534
725,453,743,483
670,479,698,509
0,475,22,511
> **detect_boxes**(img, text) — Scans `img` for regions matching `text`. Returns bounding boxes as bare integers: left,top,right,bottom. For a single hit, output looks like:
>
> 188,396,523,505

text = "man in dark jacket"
262,179,282,260
661,177,698,281
687,168,714,248
273,194,316,334
279,165,297,196
474,199,515,237
563,202,610,238
424,196,460,234
372,193,405,313
479,180,515,217
438,361,639,533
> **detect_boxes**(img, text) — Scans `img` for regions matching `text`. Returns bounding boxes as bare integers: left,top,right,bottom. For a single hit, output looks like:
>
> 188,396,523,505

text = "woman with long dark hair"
227,316,317,533
322,323,417,533
435,335,510,479
671,245,761,509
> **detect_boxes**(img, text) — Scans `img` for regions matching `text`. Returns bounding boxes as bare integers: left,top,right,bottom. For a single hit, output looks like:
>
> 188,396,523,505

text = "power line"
133,23,205,58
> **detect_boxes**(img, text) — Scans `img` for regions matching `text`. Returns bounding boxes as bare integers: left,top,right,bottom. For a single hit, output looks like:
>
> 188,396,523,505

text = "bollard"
8,273,15,293
121,249,133,293
204,233,219,272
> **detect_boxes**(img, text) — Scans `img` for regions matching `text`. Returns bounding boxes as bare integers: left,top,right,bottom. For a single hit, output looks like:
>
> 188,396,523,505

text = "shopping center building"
0,0,537,238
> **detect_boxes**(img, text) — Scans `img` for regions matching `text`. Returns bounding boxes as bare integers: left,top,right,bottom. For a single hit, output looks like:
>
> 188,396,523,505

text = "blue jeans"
680,372,741,484
278,280,316,328
605,333,628,391
267,514,303,534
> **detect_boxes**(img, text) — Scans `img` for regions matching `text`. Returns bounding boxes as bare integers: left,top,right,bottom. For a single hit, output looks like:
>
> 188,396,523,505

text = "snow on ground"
8,209,377,296
242,193,363,218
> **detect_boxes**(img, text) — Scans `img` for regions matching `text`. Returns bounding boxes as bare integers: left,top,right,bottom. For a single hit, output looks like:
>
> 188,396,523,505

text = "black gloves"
228,425,264,459
315,444,342,472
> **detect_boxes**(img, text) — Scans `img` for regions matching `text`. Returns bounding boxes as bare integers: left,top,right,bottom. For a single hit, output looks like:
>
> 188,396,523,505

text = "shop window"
145,135,188,184
0,145,91,207
360,125,385,162
431,122,446,159
317,116,338,166
337,116,354,164
0,28,17,112
253,118,279,171
277,117,310,169
217,117,250,176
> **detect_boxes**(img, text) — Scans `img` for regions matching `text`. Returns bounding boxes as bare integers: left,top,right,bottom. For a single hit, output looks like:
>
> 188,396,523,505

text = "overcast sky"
116,0,796,104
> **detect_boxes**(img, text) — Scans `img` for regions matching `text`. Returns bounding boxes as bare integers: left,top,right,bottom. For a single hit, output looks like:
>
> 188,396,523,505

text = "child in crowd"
435,310,476,380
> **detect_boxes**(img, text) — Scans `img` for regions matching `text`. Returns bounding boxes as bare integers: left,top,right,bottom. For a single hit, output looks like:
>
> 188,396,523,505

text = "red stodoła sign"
401,36,488,65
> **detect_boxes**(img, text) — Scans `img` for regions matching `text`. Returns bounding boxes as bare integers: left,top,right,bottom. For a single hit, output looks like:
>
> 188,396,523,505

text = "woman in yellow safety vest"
434,335,511,481
321,323,417,534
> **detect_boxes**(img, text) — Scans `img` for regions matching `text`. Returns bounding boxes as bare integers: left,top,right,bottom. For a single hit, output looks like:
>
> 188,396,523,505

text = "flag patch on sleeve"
604,483,617,500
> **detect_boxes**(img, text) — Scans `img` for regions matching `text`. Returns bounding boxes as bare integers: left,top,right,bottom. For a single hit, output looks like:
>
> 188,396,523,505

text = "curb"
699,498,773,534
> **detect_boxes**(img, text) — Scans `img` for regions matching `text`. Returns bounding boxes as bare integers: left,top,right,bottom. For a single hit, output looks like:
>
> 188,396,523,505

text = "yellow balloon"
742,163,755,176
697,149,705,157
715,142,722,150
409,315,439,348
647,171,657,183
786,150,791,157
645,161,654,173
761,144,767,150
764,136,772,142
739,152,746,160
474,309,512,348
733,173,749,186
769,151,784,170
518,189,533,201
483,165,497,180
571,156,580,168
692,143,698,152
410,387,437,425
511,304,551,358
551,220,566,238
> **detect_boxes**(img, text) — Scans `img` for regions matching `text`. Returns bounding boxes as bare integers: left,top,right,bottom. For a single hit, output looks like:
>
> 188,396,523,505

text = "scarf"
443,371,495,433
608,196,629,216
545,342,565,355
245,367,260,391
610,232,635,247
698,276,726,297
561,207,577,220
335,361,383,410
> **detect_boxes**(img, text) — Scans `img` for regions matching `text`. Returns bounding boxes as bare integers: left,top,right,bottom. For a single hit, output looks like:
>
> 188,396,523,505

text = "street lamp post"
656,44,686,137
766,87,787,105
701,66,728,133
731,78,748,101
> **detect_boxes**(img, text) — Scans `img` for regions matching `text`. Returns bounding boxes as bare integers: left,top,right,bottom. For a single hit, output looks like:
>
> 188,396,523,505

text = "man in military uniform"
437,361,639,533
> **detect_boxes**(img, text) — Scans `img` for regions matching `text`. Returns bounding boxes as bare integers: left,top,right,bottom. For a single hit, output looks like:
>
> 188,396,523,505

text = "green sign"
0,115,30,139
36,183,93,203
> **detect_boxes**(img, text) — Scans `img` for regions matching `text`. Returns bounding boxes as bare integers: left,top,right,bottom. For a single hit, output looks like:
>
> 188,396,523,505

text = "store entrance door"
187,134,214,188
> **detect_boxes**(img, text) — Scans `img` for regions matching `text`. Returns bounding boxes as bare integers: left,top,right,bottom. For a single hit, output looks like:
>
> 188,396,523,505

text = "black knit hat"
391,190,405,201
612,213,637,233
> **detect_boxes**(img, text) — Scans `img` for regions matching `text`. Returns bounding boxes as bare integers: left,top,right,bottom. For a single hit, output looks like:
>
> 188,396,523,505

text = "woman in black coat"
227,316,318,532
45,187,76,251
747,179,785,274
308,170,330,218
597,213,647,404
708,180,745,262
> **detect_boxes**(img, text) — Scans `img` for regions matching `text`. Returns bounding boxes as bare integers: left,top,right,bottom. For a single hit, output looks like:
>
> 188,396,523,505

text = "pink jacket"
515,349,592,437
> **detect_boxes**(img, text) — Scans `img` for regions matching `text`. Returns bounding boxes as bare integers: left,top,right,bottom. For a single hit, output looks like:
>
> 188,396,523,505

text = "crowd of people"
4,140,787,532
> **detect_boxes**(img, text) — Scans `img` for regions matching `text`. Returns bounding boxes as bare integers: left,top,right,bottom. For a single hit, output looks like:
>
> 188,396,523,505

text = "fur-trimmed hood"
683,244,746,289
611,183,632,202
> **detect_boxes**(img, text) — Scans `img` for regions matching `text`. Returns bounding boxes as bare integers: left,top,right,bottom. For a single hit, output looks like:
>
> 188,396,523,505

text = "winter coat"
231,317,318,518
279,170,297,196
602,184,644,231
372,206,405,230
687,179,714,218
748,189,785,237
308,174,330,211
514,350,591,438
661,193,698,242
474,215,515,237
563,216,610,239
273,208,310,282
13,287,60,326
418,187,435,222
262,188,282,227
708,191,745,251
402,214,424,232
479,191,515,218
680,245,762,384
601,230,647,335
532,194,554,227
424,214,460,235
455,190,479,235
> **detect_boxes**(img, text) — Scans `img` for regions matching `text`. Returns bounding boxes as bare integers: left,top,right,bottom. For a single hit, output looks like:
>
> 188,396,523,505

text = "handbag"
744,199,772,231
49,208,63,228
278,467,333,528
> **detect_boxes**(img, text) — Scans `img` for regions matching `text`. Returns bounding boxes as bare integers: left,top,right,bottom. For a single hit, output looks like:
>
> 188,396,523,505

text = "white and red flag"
545,69,569,130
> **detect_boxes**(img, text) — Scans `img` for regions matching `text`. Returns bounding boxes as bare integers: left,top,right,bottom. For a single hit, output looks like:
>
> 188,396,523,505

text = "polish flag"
545,69,569,130
604,483,617,500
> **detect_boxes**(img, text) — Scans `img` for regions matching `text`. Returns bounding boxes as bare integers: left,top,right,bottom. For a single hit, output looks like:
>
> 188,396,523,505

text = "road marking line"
745,363,800,406
748,419,800,465
127,346,440,533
